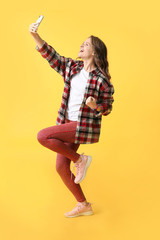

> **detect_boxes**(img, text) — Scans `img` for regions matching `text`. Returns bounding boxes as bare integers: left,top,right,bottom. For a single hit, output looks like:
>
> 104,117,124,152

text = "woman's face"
78,37,94,60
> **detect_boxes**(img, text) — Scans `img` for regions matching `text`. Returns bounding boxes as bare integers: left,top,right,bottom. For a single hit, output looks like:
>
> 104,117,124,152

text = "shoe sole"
74,156,92,184
64,210,94,218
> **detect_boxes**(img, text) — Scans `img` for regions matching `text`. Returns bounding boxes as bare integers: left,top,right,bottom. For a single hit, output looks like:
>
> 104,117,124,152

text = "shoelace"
71,153,84,180
77,202,94,212
72,202,95,215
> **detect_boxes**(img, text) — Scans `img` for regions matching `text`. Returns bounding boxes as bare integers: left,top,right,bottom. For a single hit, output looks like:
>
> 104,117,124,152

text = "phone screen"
36,15,44,26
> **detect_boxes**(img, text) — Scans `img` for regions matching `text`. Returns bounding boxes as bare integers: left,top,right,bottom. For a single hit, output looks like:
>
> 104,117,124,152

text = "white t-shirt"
66,67,89,121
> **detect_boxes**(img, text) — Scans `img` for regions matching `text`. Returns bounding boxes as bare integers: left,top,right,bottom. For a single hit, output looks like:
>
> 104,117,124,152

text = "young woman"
29,22,114,218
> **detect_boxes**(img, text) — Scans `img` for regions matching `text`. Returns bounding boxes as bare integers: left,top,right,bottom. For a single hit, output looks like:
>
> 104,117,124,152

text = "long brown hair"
89,35,111,81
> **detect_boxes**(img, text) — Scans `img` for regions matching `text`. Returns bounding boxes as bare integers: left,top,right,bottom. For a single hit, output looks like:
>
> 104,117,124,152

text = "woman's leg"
37,119,91,187
37,119,87,202
56,142,86,202
37,120,80,163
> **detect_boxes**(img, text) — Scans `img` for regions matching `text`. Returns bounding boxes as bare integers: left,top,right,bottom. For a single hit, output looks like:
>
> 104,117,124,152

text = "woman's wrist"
95,105,102,112
31,32,44,49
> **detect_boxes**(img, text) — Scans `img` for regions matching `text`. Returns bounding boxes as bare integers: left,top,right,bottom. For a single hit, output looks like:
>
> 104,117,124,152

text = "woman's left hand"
86,96,97,109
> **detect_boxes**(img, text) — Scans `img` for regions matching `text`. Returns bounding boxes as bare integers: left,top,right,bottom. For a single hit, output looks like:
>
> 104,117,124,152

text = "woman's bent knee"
37,129,46,143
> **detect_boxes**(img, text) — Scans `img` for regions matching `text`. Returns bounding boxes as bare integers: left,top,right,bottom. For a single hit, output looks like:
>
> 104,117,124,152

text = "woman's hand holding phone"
29,15,44,48
29,22,39,34
29,15,44,35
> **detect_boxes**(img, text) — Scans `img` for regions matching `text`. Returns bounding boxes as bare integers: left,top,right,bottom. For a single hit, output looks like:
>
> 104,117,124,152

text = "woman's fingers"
29,23,39,33
88,96,95,102
86,96,95,105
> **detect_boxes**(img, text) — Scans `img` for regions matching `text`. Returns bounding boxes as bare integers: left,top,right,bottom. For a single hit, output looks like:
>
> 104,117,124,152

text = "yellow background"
0,0,160,239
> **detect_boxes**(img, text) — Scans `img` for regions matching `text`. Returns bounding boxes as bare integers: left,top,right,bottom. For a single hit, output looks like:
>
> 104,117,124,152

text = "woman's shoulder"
97,71,114,94
69,59,84,69
97,71,113,86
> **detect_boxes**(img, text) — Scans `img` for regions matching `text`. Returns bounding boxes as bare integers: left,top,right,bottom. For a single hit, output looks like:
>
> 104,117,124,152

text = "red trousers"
37,118,86,202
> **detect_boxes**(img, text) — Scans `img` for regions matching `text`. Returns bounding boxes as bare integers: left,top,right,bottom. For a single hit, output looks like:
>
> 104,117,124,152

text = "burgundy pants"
37,118,86,202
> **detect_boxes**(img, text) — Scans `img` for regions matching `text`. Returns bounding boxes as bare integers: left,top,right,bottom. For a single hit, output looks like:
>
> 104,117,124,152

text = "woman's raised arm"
29,22,81,80
29,23,44,48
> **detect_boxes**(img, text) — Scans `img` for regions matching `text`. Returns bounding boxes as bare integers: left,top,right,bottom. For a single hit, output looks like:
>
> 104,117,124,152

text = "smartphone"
36,15,44,26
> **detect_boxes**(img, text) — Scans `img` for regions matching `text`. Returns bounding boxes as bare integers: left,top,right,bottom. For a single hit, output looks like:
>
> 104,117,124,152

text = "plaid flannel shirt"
36,41,114,144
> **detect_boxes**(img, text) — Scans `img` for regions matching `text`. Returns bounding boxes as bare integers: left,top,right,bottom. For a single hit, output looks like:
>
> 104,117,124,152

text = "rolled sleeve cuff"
35,40,47,53
93,104,112,117
92,104,103,117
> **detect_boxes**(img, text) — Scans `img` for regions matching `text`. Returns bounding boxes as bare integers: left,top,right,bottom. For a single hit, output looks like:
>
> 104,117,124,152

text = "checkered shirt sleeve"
36,41,75,79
